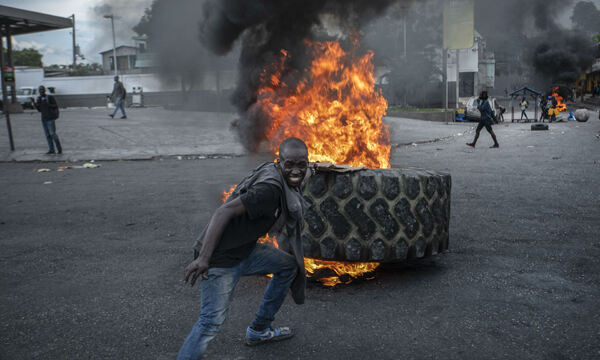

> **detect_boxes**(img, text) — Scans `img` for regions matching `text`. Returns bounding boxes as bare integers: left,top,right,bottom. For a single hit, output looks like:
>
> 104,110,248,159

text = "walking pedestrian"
34,86,62,154
109,76,127,119
178,138,311,360
467,91,499,148
493,99,505,123
520,97,529,121
540,96,549,122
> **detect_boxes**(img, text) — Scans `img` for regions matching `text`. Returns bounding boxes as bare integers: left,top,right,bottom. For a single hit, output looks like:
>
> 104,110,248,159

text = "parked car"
16,87,38,109
463,96,499,122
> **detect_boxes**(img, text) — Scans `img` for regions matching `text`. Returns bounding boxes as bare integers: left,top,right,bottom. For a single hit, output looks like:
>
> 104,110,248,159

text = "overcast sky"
4,0,600,66
3,0,152,65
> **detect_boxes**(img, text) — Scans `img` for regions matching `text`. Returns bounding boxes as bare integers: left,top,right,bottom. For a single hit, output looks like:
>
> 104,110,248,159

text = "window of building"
117,55,129,70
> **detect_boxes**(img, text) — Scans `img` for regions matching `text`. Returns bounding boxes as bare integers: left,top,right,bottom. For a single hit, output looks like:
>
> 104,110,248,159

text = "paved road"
0,108,473,162
1,117,599,359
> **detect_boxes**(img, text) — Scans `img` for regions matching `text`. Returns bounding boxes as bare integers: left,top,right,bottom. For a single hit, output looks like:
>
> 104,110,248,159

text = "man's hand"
184,258,209,287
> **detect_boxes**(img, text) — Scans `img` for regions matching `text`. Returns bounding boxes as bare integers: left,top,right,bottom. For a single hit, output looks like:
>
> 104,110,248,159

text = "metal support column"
455,49,460,109
71,14,76,67
6,26,16,106
0,27,15,151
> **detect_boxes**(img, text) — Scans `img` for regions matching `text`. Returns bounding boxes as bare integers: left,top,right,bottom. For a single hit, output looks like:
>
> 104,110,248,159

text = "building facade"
100,46,139,74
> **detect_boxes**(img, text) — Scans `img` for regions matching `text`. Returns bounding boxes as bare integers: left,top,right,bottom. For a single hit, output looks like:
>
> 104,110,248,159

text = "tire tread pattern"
301,168,451,262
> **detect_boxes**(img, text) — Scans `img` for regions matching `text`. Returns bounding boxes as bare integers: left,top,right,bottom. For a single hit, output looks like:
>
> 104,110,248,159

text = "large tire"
531,123,549,131
301,168,451,262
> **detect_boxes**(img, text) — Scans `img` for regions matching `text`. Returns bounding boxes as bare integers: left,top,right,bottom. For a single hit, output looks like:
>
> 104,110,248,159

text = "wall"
53,90,236,112
27,70,238,111
14,67,44,89
41,70,237,96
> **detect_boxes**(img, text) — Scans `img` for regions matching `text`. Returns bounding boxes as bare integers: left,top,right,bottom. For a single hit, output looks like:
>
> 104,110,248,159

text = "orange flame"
256,40,390,169
552,86,567,112
221,185,236,203
217,40,388,286
304,258,379,286
257,233,279,249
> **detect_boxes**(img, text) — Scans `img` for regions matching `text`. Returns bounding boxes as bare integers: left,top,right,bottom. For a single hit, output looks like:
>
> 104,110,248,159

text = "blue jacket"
477,99,493,121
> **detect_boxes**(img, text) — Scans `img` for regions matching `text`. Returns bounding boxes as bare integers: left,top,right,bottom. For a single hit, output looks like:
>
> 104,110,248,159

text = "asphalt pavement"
1,109,599,359
0,108,472,162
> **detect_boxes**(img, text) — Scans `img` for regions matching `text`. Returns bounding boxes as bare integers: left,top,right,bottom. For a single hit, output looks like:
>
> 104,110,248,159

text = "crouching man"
177,138,311,360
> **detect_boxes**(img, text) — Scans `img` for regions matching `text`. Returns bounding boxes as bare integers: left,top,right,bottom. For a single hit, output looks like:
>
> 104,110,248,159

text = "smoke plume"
475,0,596,92
200,0,411,152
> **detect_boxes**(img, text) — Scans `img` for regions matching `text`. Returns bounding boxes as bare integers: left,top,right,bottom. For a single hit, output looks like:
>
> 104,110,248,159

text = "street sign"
443,0,474,50
2,66,15,84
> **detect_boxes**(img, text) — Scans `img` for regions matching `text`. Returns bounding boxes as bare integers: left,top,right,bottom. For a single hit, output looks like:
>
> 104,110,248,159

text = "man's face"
39,87,45,96
279,147,309,188
114,76,119,82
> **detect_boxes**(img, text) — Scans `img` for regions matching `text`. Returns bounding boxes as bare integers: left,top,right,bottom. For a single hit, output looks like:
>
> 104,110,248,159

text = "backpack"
48,95,60,120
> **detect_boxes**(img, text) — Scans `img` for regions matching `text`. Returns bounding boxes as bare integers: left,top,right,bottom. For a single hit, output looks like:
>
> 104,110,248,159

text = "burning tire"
301,168,451,262
531,124,549,131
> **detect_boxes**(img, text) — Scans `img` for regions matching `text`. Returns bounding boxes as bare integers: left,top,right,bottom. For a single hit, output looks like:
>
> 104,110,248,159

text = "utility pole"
1,26,16,151
71,14,76,67
456,49,460,109
104,14,117,76
403,11,407,107
443,49,448,112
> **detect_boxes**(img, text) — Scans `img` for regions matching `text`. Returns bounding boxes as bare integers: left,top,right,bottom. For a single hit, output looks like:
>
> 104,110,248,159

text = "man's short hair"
279,137,308,158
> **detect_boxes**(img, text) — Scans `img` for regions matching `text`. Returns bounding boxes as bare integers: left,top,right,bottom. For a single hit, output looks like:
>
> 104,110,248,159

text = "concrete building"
454,30,495,99
100,45,138,74
583,43,600,95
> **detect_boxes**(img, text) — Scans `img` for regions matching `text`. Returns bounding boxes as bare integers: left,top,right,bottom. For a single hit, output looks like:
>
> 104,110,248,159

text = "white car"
464,96,500,122
16,87,38,109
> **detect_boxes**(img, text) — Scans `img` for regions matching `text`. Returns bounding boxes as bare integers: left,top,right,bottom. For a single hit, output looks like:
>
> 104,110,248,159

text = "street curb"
0,153,245,164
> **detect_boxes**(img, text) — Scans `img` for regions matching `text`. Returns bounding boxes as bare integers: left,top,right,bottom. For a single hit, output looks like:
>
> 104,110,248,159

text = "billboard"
443,0,474,50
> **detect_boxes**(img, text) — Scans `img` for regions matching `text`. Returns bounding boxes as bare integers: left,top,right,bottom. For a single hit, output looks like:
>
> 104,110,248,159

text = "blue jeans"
42,120,62,152
520,109,528,119
177,244,297,360
111,97,126,117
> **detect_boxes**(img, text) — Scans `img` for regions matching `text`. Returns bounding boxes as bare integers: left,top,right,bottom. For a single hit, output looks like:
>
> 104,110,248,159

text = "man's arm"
109,83,115,98
33,97,41,112
184,197,246,286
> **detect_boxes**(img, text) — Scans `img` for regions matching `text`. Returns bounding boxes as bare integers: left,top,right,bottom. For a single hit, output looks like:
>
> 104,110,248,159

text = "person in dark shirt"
540,96,549,122
109,76,127,119
178,138,310,360
34,86,62,154
467,91,499,148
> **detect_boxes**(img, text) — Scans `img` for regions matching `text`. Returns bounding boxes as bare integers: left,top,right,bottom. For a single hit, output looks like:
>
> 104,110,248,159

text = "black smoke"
475,0,596,91
531,32,595,85
200,0,410,152
528,0,596,88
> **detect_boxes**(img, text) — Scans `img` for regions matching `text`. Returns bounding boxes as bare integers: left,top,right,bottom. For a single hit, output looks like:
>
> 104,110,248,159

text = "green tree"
2,48,44,67
68,63,103,76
